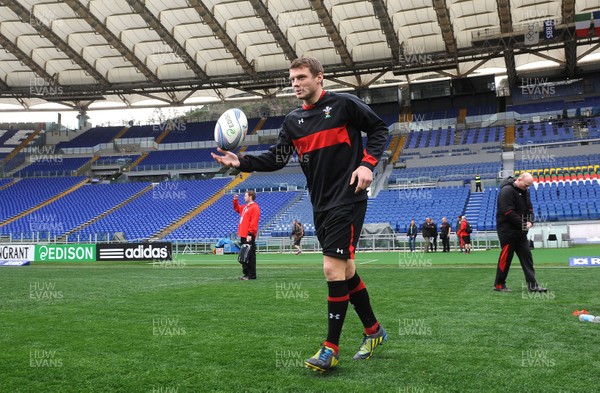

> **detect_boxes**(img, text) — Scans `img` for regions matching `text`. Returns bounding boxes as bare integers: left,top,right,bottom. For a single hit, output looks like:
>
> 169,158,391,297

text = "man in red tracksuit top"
457,216,471,254
233,190,260,280
213,56,389,372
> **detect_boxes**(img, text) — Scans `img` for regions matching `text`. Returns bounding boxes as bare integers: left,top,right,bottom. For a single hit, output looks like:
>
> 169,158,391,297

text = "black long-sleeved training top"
496,177,535,237
238,91,389,212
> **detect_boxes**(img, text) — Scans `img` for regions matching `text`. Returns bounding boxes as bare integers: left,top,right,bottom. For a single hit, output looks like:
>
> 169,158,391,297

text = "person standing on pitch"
407,219,418,252
455,215,463,252
212,56,388,373
494,172,547,292
233,191,260,280
422,218,434,253
439,217,451,253
291,219,304,255
458,216,472,254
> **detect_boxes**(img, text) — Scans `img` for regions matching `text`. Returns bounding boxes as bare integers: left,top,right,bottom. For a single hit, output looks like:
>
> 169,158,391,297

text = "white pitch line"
359,259,379,265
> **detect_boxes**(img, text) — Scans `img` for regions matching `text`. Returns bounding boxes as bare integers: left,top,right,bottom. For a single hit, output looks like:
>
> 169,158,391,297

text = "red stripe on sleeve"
362,148,377,166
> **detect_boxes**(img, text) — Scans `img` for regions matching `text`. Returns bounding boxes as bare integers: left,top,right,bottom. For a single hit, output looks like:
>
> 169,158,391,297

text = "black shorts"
462,235,471,244
313,200,367,260
292,236,302,246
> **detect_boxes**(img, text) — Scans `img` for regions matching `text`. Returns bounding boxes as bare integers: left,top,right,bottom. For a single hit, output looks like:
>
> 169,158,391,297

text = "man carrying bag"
233,191,260,280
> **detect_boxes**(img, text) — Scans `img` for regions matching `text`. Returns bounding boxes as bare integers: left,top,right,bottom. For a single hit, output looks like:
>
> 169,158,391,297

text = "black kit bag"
238,243,251,264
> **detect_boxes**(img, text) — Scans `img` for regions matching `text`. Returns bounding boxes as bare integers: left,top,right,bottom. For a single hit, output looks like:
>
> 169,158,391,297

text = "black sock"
347,273,378,332
325,280,349,349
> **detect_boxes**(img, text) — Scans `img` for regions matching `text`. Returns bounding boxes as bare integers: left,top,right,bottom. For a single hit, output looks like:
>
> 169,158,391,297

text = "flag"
524,22,539,45
575,13,592,38
543,19,555,40
594,11,600,37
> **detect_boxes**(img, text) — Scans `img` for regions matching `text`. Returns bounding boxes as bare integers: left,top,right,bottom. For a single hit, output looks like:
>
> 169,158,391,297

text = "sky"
0,104,200,130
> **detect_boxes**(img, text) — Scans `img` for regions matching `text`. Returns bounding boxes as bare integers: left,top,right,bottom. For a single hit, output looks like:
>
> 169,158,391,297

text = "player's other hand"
350,166,373,194
233,194,238,200
211,148,241,168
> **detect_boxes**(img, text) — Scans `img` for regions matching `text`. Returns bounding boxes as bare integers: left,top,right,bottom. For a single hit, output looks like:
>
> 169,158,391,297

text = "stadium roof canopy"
0,0,599,112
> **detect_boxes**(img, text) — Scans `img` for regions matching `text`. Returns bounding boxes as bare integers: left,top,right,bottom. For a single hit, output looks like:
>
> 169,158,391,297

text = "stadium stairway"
154,124,172,144
59,183,154,241
111,125,131,140
127,152,149,170
389,134,407,163
463,191,483,229
505,125,515,147
399,107,412,123
2,129,43,164
0,178,17,191
457,108,467,124
387,134,401,153
75,156,99,176
251,117,267,134
0,177,89,227
153,173,250,239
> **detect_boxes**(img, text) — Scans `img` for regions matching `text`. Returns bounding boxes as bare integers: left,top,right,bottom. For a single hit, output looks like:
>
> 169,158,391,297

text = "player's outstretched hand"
211,148,241,168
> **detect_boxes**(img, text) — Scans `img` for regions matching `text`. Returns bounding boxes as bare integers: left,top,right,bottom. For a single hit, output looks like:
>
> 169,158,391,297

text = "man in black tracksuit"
494,172,547,292
422,218,435,252
440,217,451,252
212,56,389,372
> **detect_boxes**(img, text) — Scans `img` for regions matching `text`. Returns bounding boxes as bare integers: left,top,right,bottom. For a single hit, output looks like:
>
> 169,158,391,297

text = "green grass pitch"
2,246,600,392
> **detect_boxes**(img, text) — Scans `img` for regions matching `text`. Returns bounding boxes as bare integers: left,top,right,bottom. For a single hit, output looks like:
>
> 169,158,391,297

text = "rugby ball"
214,108,248,150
